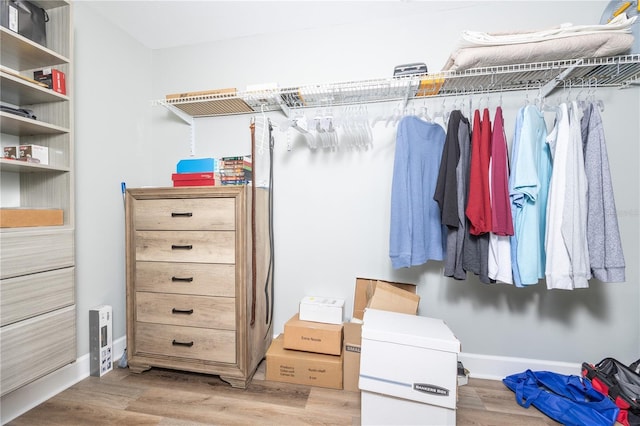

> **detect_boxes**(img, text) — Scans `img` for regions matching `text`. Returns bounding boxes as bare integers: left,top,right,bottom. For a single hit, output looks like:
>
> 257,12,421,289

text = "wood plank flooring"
8,361,560,425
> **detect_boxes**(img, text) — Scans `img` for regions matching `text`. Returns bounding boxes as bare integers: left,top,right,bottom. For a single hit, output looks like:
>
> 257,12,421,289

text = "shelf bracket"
158,101,197,156
276,101,291,118
159,101,194,126
539,58,583,99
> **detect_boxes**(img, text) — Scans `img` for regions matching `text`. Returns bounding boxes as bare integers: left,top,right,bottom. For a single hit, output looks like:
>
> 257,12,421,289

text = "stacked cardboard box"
265,279,420,392
266,314,344,390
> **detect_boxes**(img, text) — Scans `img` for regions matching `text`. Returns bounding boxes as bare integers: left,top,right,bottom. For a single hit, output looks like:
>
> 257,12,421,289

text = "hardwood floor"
8,361,560,425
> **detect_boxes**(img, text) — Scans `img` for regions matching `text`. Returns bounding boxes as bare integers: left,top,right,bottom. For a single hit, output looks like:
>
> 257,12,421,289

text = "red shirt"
466,108,492,235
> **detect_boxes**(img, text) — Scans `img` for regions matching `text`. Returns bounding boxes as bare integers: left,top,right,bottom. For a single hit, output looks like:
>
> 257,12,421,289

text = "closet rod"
152,54,640,119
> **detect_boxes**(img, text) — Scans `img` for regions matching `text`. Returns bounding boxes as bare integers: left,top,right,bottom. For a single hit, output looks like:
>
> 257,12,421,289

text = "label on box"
9,5,18,32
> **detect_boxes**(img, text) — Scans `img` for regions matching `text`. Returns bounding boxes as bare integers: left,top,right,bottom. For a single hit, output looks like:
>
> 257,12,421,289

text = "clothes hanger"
588,77,605,112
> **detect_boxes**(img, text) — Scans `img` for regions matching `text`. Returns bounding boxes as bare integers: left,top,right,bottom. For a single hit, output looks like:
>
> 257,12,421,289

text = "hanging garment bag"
503,369,620,426
582,358,640,426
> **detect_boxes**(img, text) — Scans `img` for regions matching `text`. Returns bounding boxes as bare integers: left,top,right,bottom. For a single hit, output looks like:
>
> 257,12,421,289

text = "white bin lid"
362,309,460,353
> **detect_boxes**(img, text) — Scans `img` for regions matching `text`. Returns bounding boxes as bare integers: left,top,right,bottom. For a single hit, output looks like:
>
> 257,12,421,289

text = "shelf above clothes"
153,54,640,119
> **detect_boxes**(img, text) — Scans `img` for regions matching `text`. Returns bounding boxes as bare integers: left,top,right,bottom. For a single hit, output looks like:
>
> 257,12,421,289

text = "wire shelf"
153,54,640,118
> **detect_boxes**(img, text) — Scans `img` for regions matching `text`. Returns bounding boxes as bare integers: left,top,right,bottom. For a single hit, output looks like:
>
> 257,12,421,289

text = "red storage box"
171,172,215,187
33,68,66,95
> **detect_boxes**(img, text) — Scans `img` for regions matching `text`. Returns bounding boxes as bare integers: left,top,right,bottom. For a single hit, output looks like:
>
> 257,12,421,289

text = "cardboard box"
18,144,48,165
299,296,345,325
368,281,420,316
359,309,460,425
283,314,342,356
353,277,418,320
0,208,63,228
90,305,113,377
171,172,215,187
343,321,362,392
3,146,17,159
266,334,343,390
34,68,66,95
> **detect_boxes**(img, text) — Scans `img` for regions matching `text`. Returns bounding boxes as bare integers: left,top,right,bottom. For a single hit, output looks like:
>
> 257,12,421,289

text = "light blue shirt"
509,107,525,287
390,116,446,269
510,105,552,285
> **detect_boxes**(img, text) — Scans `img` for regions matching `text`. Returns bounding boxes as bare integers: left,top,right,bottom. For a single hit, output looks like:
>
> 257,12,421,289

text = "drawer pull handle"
171,244,193,250
171,212,193,217
172,308,194,315
171,276,194,282
172,340,194,347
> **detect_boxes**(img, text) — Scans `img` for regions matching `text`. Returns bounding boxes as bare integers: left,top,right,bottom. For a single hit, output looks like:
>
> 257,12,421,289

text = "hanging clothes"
462,109,490,284
561,101,591,288
510,105,552,286
545,103,574,289
389,115,447,269
581,102,626,282
488,106,514,284
466,108,493,235
434,110,470,280
509,107,525,287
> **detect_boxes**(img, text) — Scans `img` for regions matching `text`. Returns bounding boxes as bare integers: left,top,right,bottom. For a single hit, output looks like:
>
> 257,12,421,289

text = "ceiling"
81,0,464,50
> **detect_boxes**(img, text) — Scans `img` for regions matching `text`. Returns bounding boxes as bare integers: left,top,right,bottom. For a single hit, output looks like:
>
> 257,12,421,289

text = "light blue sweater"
389,116,446,269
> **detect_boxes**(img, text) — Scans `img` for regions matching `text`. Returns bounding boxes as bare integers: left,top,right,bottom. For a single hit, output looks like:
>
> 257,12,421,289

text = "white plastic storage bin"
359,309,461,425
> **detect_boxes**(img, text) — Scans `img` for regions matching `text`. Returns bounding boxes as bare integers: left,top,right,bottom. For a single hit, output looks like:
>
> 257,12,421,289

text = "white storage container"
359,309,461,425
298,296,344,325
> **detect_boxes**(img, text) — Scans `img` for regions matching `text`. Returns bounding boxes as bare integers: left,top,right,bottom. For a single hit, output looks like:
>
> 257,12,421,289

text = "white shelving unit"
154,54,640,119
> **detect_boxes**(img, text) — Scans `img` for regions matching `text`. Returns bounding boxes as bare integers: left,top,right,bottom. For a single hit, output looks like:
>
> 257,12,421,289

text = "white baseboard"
1,340,581,424
0,336,127,425
458,352,583,381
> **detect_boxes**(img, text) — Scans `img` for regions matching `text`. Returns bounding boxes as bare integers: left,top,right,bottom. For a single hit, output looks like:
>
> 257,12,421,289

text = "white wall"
73,2,153,355
52,0,640,380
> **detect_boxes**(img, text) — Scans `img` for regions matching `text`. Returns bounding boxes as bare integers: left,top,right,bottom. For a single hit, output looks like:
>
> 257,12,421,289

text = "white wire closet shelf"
153,54,640,118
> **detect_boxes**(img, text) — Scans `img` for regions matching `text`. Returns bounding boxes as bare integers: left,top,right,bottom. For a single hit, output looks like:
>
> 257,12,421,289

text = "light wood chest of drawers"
125,186,273,388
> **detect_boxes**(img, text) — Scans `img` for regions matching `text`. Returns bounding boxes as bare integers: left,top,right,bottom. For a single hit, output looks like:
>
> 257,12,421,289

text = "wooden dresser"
125,186,273,388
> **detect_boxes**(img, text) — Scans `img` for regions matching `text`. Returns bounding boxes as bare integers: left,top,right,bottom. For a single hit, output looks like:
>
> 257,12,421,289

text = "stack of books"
219,155,252,185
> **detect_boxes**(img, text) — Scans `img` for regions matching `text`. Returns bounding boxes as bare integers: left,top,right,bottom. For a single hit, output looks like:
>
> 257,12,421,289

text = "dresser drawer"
0,229,74,279
136,261,235,297
134,198,235,231
1,267,75,326
135,231,235,263
135,322,236,363
1,305,76,396
136,292,235,330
